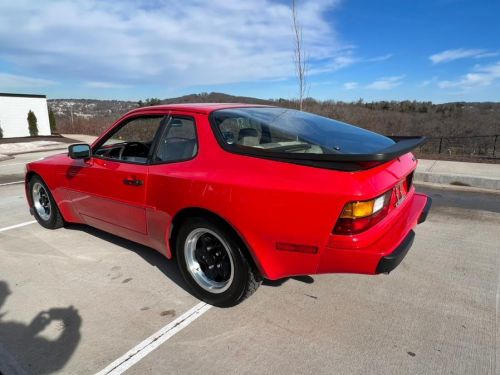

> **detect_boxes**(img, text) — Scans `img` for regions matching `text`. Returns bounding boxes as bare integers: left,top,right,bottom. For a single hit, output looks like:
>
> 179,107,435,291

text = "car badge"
394,183,406,207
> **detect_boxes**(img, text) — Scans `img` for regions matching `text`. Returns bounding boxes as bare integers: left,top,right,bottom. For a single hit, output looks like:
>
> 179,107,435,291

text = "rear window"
211,107,394,155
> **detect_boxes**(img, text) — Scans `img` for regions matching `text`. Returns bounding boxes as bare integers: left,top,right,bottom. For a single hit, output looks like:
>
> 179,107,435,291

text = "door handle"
123,177,144,186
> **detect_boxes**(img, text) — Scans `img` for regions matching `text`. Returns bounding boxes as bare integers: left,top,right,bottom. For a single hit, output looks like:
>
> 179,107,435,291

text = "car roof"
127,103,275,115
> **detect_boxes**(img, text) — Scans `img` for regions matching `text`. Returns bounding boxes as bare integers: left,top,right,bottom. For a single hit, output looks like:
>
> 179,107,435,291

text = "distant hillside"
49,92,500,136
48,92,500,161
49,98,137,119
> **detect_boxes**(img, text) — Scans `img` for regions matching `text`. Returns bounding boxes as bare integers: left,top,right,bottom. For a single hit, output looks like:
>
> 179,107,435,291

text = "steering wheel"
119,141,150,160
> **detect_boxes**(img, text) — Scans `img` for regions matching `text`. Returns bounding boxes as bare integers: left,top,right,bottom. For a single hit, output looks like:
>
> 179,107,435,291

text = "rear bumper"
375,196,432,274
375,230,415,274
317,192,431,275
418,196,433,224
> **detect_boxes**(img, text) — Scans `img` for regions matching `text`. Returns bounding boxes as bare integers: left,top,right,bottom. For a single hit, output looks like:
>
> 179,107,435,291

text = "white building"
0,93,51,138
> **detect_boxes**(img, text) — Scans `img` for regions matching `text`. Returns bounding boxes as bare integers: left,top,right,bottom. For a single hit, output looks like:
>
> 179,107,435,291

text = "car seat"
238,128,260,146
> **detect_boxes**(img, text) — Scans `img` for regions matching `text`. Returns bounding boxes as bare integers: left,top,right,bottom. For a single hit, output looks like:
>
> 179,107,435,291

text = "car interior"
94,117,197,164
220,119,324,154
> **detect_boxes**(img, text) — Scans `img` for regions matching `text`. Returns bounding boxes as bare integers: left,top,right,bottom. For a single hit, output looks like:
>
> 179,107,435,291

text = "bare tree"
292,0,308,111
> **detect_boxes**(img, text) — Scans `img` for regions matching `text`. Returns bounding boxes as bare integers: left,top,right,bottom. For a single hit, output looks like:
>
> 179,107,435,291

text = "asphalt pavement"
0,151,498,375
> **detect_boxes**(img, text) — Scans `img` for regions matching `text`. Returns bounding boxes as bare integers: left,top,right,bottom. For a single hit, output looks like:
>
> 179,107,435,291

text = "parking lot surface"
0,151,499,374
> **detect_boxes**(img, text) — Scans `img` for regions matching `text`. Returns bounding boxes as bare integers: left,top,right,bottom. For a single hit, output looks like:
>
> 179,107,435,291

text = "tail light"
333,191,392,235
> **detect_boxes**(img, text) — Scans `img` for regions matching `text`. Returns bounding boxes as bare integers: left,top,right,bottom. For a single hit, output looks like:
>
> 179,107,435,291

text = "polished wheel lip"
184,228,234,294
32,182,51,221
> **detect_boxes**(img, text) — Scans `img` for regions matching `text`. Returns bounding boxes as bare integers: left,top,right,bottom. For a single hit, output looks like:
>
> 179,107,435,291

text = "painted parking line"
0,221,37,233
0,162,26,168
95,302,212,375
0,181,24,187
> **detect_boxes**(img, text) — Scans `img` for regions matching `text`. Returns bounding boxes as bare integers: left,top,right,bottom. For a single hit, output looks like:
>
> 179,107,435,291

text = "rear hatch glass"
211,107,395,156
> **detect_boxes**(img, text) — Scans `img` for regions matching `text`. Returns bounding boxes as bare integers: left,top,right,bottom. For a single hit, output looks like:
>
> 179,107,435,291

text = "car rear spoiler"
257,136,427,171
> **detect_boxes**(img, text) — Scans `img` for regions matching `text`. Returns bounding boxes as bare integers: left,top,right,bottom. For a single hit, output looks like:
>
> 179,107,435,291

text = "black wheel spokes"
194,233,231,283
33,183,51,221
219,257,231,280
40,191,50,214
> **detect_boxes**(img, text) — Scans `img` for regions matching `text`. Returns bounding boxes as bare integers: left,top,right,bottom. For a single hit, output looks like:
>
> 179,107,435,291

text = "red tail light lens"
333,191,392,235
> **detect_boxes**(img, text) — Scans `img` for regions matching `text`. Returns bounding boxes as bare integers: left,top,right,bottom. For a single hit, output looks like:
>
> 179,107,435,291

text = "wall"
0,95,51,138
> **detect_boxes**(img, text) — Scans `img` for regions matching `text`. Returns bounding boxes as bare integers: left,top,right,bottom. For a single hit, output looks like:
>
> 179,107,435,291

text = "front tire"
29,175,64,229
176,217,261,307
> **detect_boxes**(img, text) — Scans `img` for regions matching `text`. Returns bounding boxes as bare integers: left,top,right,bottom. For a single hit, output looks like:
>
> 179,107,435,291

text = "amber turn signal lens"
334,192,392,235
339,194,387,219
340,200,374,218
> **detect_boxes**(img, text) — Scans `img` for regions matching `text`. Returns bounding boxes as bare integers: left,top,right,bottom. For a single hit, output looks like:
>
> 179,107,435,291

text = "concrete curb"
5,146,69,156
414,171,500,191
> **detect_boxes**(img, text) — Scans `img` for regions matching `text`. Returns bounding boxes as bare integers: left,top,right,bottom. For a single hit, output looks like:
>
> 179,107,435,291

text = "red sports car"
25,104,431,306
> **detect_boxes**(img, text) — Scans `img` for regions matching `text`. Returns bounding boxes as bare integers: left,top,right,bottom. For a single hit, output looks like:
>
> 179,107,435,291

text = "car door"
68,115,165,241
145,115,199,253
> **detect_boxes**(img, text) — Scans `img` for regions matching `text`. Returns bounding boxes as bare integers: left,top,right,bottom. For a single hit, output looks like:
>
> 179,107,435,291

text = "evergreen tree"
49,109,57,134
145,98,161,106
27,110,38,136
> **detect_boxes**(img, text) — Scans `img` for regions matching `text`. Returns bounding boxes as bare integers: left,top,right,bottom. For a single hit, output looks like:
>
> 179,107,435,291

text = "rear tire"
176,217,261,307
29,175,64,229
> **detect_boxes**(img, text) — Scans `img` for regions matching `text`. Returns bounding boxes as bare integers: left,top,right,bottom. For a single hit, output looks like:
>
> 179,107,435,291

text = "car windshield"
211,107,395,155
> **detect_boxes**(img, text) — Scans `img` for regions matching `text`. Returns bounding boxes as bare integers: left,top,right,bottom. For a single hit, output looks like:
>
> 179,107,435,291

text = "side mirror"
68,144,91,159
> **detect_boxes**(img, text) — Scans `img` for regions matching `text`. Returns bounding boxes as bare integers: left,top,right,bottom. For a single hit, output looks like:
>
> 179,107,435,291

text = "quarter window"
153,117,197,162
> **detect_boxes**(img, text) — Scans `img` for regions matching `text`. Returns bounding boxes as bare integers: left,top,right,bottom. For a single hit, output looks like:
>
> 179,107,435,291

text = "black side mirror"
68,144,91,159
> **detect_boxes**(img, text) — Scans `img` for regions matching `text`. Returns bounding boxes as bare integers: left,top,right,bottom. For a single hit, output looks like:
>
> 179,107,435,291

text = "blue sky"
0,0,499,103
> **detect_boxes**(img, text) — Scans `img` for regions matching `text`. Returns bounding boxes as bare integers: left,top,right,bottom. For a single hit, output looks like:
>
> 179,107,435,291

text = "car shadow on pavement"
0,280,82,375
65,224,192,295
263,275,315,287
64,224,314,296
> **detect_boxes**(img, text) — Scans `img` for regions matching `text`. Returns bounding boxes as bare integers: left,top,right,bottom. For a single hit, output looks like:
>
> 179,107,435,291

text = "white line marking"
95,302,212,375
0,221,37,233
0,181,24,187
0,162,25,168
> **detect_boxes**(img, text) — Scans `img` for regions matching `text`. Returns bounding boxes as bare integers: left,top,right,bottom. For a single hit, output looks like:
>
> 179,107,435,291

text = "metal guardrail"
416,135,499,158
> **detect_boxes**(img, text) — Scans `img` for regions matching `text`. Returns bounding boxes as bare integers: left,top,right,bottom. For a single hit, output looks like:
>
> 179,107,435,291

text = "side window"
94,116,164,164
153,117,197,163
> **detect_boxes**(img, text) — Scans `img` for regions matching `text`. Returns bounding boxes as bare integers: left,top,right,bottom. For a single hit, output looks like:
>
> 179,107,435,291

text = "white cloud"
418,76,438,87
429,48,493,64
366,75,404,90
343,82,358,90
310,51,393,75
85,81,131,89
438,61,500,88
365,54,393,62
0,73,57,88
0,0,343,88
475,52,500,59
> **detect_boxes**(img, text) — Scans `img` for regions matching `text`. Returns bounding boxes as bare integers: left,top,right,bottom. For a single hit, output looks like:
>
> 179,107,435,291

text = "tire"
29,175,64,229
176,217,261,307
